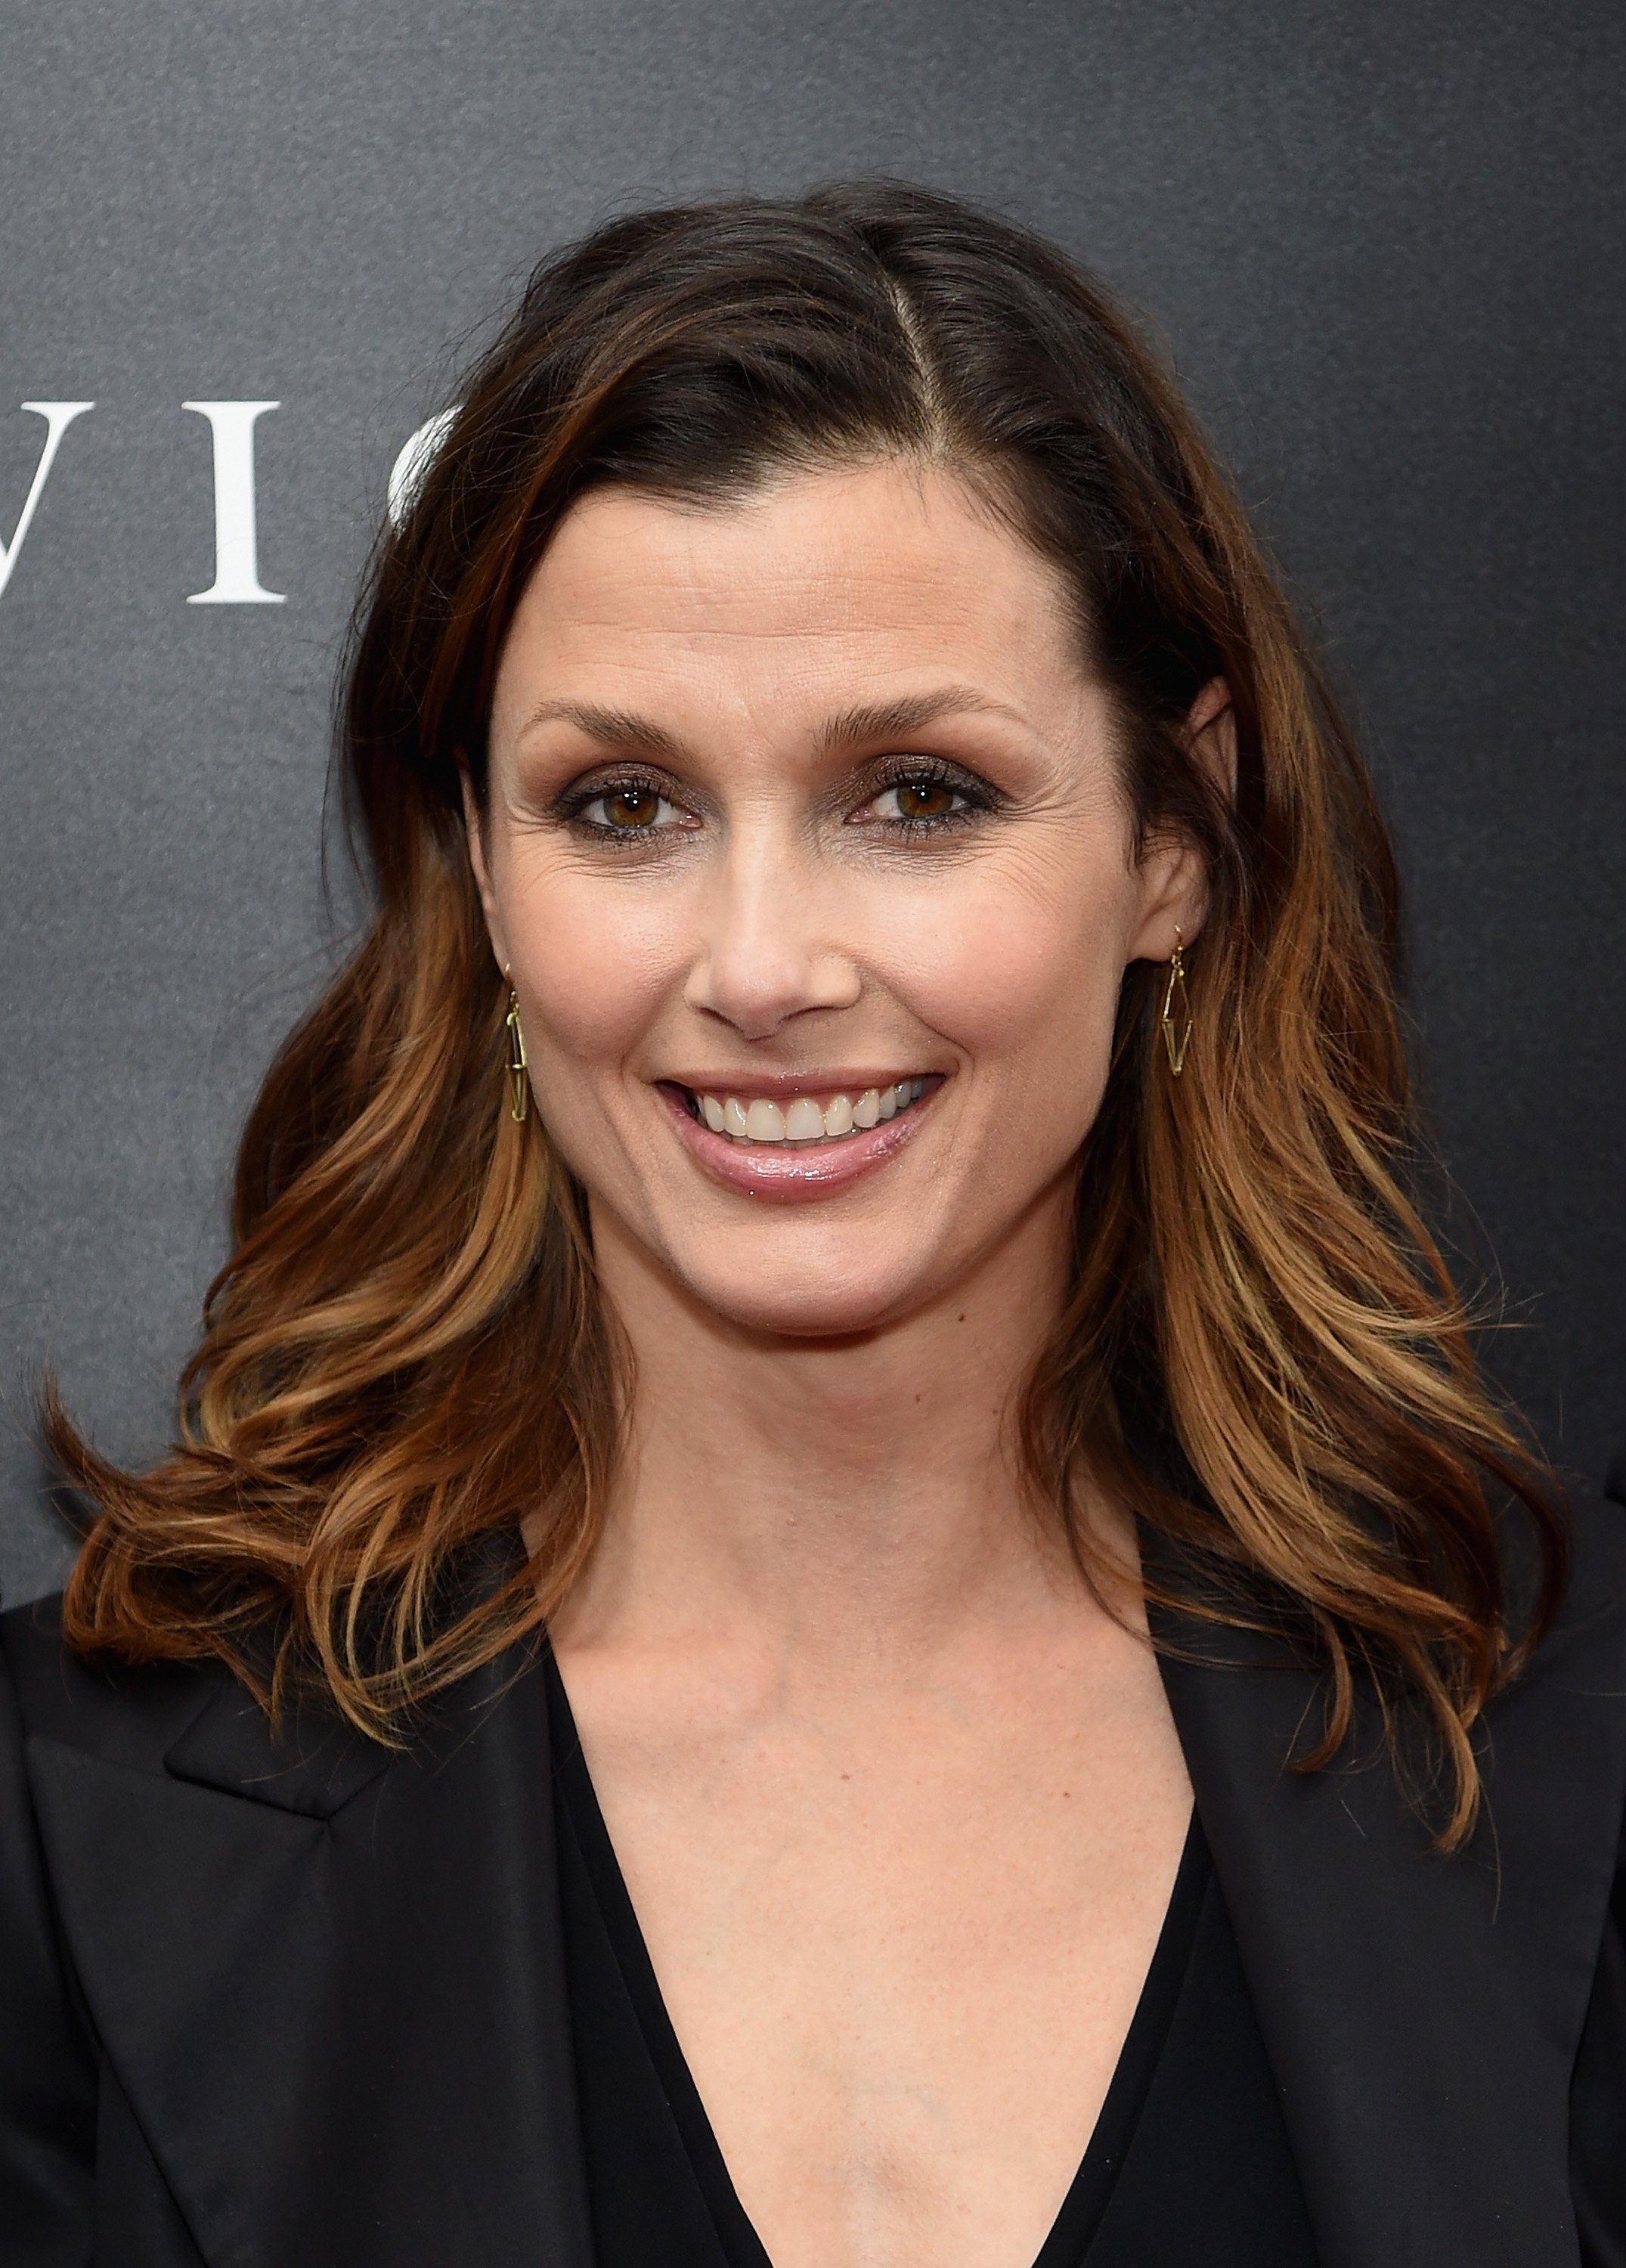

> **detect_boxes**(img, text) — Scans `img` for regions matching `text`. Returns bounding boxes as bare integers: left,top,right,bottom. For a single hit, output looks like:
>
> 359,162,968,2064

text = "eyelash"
557,757,997,842
854,757,993,835
559,770,689,843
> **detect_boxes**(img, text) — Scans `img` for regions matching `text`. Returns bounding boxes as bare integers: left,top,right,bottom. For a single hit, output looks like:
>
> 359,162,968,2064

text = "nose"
683,828,863,1041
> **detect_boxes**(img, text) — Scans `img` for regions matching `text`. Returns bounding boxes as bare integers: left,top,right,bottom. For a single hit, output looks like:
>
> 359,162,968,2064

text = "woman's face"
472,460,1207,1339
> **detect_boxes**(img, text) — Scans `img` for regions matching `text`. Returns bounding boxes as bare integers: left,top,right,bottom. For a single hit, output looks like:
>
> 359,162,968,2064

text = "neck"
552,1185,1091,1676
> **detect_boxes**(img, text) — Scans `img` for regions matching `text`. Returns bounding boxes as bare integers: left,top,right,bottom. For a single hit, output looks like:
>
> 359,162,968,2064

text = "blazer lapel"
1155,1492,1626,2268
26,1647,594,2268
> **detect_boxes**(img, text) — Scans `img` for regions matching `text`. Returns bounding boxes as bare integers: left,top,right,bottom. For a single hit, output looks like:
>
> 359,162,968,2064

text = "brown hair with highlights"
48,181,1563,1845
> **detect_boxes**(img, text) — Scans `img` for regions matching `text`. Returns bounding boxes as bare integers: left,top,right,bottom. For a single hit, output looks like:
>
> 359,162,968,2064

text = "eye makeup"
548,746,1007,847
843,750,1003,835
553,765,698,841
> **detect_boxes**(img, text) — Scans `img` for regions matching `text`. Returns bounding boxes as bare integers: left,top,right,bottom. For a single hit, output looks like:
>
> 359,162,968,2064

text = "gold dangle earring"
1160,928,1193,1077
504,984,530,1123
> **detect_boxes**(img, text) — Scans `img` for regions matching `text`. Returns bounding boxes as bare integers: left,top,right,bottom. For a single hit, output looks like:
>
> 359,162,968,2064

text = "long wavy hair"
49,181,1562,1845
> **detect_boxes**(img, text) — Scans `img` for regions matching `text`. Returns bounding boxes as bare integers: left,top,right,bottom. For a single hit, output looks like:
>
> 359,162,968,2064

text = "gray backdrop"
3,0,1622,1605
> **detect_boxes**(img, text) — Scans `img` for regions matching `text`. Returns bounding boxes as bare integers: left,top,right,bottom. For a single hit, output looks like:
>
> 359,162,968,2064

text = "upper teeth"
698,1080,927,1143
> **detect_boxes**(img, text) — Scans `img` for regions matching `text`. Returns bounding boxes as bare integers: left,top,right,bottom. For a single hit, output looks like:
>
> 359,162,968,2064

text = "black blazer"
5,1493,1626,2268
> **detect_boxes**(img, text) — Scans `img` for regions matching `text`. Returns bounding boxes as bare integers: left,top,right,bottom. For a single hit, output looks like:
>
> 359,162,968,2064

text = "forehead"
488,460,1089,745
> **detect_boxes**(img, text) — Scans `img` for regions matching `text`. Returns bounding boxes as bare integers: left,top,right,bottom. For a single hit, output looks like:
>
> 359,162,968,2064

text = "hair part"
48,180,1564,1845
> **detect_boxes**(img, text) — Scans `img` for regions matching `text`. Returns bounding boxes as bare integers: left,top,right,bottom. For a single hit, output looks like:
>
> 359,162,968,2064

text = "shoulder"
1501,1473,1626,1734
0,1594,392,1818
0,1591,230,1771
0,1599,582,2268
1547,1480,1626,1648
1386,1487,1626,1923
1156,1482,1626,1992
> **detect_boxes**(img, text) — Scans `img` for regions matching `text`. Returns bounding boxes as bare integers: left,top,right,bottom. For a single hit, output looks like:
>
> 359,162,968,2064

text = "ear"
1185,673,1237,801
1126,675,1234,962
457,758,512,977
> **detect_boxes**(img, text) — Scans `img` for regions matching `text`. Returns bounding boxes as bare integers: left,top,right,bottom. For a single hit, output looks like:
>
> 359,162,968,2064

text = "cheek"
501,862,679,1075
887,860,1132,1092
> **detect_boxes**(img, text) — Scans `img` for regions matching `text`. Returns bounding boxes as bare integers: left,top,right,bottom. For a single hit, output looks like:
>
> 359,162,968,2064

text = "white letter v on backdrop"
183,400,284,603
0,402,94,600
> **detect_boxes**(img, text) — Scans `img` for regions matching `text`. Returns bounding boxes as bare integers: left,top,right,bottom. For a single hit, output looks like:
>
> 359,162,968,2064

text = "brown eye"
578,783,682,834
603,787,661,830
866,774,968,823
894,779,958,820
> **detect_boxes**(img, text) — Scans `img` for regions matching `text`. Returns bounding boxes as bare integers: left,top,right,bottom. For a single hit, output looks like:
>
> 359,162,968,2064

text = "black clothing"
2,1489,1625,2268
547,1648,1318,2267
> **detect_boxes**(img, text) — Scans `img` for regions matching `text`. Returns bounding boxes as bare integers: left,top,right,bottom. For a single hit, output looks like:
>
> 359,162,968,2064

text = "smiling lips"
693,1080,928,1144
661,1074,938,1201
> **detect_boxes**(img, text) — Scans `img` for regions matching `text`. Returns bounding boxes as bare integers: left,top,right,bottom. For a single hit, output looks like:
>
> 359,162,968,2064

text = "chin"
672,1250,929,1341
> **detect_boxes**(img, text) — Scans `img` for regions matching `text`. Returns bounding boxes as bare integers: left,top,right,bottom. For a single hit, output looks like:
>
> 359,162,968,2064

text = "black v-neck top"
545,1650,1318,2267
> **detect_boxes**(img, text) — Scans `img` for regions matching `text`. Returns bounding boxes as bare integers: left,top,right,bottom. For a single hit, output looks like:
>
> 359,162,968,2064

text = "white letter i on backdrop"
0,402,94,600
183,400,284,603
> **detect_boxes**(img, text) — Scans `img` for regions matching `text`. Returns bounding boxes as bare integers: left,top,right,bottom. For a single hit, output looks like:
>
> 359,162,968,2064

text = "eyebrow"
813,689,1026,753
516,686,1026,763
514,700,687,759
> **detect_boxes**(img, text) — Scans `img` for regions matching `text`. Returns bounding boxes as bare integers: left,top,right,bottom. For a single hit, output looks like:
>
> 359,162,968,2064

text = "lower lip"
658,1083,937,1203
